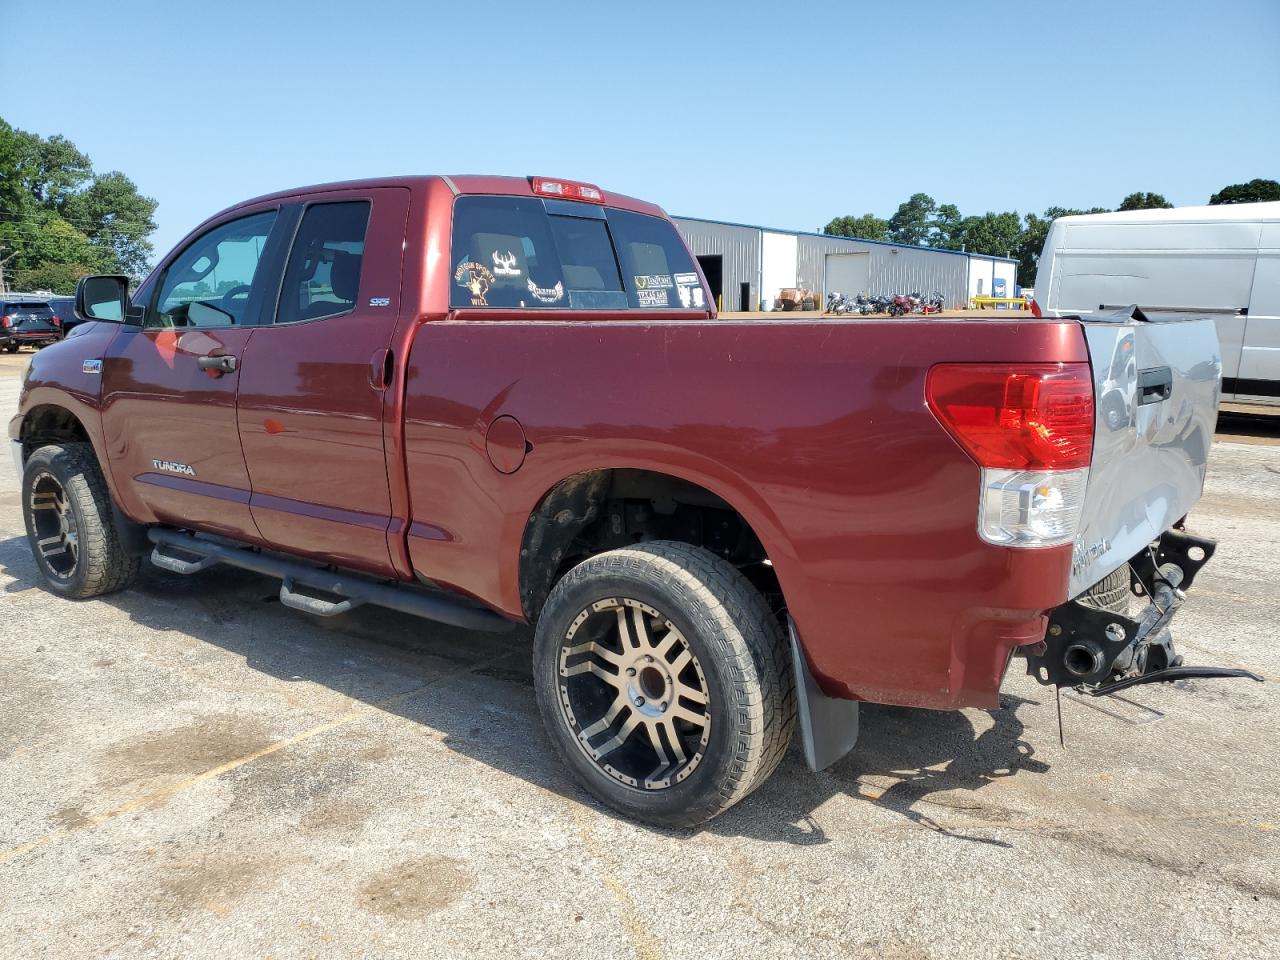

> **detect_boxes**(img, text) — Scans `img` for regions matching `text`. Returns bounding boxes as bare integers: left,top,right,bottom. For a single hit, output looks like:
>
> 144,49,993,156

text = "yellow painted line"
0,650,514,864
568,803,663,960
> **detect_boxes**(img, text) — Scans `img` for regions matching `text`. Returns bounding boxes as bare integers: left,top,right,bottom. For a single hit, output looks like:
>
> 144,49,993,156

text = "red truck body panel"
9,173,1093,712
400,314,1085,709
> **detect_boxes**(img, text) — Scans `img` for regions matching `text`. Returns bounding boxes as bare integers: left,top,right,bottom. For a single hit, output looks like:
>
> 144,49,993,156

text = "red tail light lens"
0,315,10,329
926,363,1094,470
1029,298,1042,318
51,315,62,327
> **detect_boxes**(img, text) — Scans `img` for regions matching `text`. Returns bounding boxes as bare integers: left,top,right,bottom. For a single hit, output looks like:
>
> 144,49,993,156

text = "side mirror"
75,275,133,324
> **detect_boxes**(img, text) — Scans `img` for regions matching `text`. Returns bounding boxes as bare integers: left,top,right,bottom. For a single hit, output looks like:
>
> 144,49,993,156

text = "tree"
955,211,1023,258
1209,179,1280,205
929,203,963,250
822,213,889,241
0,116,157,291
887,193,937,246
1119,191,1173,211
64,171,158,276
0,212,108,293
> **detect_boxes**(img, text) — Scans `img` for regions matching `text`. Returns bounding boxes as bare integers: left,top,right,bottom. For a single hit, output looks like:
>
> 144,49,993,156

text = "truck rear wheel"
532,541,795,827
21,443,141,599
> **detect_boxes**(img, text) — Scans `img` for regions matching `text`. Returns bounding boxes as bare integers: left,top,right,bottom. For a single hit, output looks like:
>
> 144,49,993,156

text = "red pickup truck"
10,175,1254,826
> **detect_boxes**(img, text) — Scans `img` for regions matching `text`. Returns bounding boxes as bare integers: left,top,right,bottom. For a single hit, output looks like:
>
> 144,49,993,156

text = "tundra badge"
152,459,196,477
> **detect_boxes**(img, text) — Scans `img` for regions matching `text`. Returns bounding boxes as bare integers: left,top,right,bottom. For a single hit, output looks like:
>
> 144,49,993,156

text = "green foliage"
0,116,157,293
887,193,937,246
929,204,963,250
1118,192,1173,211
956,211,1023,258
823,213,889,241
64,171,158,276
1208,179,1280,205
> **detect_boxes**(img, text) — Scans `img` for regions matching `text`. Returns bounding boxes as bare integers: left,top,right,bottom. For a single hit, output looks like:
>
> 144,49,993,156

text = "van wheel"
3,344,18,353
22,443,141,599
533,541,795,827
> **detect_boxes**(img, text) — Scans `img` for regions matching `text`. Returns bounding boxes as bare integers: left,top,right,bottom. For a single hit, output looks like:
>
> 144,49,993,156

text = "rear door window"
449,196,703,311
276,201,371,324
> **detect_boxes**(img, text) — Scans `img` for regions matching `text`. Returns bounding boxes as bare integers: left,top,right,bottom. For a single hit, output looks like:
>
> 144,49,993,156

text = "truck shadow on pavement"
2,537,1051,848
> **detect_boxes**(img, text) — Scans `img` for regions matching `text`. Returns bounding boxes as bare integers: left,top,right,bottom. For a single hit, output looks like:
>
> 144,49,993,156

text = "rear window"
3,301,52,313
449,196,702,310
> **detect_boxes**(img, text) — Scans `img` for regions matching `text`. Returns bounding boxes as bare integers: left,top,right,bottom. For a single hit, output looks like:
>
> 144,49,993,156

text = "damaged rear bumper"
1025,529,1262,696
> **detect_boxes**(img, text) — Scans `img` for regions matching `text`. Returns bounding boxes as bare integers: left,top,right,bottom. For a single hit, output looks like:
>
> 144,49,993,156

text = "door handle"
197,354,238,374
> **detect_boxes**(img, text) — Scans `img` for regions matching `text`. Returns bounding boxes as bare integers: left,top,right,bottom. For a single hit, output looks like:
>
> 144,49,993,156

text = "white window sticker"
634,274,673,289
676,284,706,309
492,251,522,277
637,288,669,307
527,278,564,304
673,272,699,285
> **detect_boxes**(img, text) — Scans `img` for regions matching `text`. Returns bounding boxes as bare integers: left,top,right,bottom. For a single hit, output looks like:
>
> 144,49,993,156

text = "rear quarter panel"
402,314,1088,710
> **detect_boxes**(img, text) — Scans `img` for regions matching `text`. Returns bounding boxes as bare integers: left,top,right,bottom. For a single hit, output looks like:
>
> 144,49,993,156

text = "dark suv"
46,296,83,335
0,297,63,352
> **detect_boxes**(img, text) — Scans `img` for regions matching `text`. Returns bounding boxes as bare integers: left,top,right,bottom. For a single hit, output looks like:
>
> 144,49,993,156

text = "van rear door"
1071,309,1221,597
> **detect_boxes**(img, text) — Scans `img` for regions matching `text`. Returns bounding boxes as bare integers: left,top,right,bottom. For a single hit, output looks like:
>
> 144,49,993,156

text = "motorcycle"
919,292,945,315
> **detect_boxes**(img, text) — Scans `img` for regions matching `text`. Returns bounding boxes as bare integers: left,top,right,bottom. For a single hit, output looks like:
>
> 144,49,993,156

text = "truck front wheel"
21,443,141,599
532,541,795,827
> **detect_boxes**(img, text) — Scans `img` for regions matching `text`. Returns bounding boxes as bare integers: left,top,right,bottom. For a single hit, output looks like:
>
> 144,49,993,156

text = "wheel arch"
517,465,794,623
18,403,94,459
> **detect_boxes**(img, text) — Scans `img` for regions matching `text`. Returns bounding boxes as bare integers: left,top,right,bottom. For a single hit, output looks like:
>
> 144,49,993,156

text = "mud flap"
788,618,860,771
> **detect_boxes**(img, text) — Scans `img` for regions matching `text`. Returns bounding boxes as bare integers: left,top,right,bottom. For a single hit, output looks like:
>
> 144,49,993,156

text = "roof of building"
671,214,1018,263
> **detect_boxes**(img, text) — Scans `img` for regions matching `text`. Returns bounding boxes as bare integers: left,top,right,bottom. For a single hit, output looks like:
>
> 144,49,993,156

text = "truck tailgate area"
1071,310,1221,596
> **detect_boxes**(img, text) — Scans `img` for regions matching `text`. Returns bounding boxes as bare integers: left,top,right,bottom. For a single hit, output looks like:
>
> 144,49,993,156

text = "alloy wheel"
29,472,79,578
557,598,711,790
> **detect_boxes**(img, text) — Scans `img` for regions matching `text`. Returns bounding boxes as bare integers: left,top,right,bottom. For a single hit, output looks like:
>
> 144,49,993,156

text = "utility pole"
0,243,16,295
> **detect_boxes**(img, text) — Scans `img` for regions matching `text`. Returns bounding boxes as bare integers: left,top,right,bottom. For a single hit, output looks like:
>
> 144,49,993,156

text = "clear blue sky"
3,0,1277,257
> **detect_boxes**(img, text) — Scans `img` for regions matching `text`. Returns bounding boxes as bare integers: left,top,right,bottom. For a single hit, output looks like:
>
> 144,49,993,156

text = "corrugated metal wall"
798,235,971,308
673,218,760,311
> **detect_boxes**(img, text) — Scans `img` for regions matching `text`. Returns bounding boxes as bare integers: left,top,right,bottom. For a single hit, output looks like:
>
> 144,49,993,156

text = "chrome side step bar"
148,528,514,634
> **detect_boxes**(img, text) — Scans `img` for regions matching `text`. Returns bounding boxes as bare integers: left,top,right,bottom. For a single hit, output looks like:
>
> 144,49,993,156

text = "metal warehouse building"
672,216,1018,312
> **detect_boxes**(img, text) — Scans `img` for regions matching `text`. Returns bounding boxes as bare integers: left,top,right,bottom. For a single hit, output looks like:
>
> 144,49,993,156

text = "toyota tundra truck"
8,175,1258,827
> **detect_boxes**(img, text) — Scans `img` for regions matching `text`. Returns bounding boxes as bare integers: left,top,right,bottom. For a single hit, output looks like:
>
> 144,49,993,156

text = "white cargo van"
1036,202,1280,405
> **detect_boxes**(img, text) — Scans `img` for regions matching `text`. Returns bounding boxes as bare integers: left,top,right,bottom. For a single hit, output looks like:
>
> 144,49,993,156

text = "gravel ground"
0,349,1277,960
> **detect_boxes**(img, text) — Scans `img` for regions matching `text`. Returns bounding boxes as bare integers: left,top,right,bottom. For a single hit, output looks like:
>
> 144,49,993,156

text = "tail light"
1,315,10,329
926,362,1094,547
1029,298,1042,318
51,315,62,328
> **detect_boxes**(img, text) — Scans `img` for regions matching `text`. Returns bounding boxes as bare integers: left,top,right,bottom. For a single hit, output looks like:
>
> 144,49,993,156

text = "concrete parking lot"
1,347,1277,960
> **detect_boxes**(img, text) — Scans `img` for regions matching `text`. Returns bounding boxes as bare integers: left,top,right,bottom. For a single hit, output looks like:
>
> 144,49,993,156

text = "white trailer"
1036,202,1280,405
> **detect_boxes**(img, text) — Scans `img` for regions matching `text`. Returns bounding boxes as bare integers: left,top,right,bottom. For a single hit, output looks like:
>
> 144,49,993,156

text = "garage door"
825,253,870,298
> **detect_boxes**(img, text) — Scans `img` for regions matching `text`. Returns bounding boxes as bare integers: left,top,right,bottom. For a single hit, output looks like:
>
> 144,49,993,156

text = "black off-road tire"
22,443,141,599
533,541,796,828
1077,566,1131,615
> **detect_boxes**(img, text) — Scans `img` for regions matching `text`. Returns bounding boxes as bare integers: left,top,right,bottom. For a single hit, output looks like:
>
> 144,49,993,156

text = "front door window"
149,210,277,329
